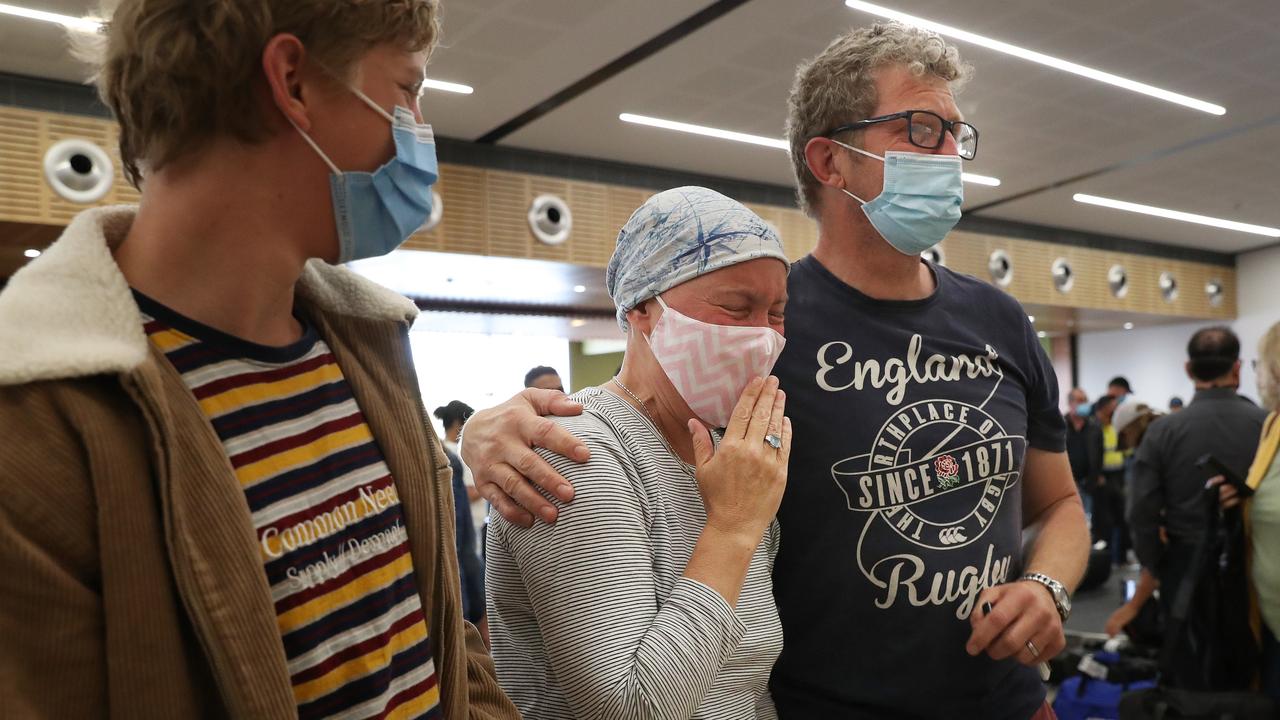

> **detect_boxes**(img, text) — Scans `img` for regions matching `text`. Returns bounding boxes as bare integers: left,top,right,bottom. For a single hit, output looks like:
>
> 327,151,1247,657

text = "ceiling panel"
2,0,1278,254
499,0,1280,247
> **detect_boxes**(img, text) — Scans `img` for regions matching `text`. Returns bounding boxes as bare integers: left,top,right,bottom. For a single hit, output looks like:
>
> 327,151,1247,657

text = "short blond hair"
1259,321,1280,411
86,0,440,187
785,22,972,216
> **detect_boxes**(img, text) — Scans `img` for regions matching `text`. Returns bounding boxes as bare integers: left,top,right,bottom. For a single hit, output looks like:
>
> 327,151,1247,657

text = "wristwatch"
1021,572,1071,622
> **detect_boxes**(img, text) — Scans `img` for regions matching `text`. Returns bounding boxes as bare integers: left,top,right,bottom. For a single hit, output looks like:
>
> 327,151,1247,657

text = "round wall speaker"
43,138,114,204
528,194,572,246
1108,264,1129,298
1159,272,1179,303
420,189,443,232
988,249,1013,287
921,246,945,266
1051,257,1074,293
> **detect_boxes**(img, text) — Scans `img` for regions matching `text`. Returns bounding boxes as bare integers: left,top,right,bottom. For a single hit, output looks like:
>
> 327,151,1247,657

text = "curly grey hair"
786,22,973,216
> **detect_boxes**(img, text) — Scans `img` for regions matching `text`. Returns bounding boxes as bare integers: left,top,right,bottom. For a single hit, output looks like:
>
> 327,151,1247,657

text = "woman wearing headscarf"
1216,321,1280,702
486,187,791,719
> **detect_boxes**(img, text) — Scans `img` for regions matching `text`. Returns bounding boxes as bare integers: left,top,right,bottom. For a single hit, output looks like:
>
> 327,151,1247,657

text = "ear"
804,136,845,189
261,33,314,132
626,298,661,337
1184,360,1195,381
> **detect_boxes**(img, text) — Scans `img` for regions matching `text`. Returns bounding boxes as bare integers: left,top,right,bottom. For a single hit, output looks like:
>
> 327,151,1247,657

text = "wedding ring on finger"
764,433,782,449
1025,640,1040,659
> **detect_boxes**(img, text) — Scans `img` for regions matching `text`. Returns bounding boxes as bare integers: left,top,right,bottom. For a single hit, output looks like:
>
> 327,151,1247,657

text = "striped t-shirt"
487,387,783,719
136,291,441,720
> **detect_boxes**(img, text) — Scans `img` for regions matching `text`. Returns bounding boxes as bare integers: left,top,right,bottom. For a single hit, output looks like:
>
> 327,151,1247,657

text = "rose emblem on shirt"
935,454,960,488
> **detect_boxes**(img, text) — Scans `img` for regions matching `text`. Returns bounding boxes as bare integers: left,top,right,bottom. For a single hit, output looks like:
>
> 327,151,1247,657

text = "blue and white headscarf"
606,186,790,330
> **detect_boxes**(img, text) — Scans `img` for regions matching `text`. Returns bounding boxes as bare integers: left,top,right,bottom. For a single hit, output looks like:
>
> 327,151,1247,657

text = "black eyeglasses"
826,110,979,160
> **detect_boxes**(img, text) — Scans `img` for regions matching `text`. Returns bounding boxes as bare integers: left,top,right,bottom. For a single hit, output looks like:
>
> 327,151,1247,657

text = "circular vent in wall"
528,194,572,246
1205,280,1224,307
43,138,114,204
1051,257,1074,293
420,189,443,232
988,249,1013,287
1159,272,1179,303
1108,265,1129,298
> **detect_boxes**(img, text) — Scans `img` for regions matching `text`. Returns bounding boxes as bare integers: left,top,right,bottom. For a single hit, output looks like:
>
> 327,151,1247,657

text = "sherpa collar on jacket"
0,205,417,386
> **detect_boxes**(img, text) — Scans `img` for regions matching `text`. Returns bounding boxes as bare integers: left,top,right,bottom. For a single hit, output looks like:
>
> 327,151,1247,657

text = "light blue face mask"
1075,402,1093,417
292,86,439,264
832,140,964,256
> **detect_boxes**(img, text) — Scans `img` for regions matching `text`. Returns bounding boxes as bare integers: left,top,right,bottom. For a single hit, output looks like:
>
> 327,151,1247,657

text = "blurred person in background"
1129,327,1267,667
1109,376,1134,404
1215,320,1280,702
0,0,515,717
1169,396,1184,413
1104,400,1163,638
437,400,485,546
443,438,488,649
524,365,564,392
1065,387,1103,519
1091,394,1123,557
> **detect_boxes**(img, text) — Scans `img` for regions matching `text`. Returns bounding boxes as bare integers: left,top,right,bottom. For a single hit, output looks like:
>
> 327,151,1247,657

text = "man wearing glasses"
462,22,1088,720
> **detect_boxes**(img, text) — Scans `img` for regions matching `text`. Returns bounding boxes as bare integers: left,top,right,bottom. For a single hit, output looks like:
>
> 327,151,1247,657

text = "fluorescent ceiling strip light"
845,0,1225,116
0,2,102,32
620,113,789,150
423,78,473,95
1073,193,1280,237
621,112,1001,186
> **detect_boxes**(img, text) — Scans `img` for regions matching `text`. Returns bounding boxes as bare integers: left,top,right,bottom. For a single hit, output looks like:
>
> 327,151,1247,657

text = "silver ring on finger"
763,433,782,450
1025,640,1040,659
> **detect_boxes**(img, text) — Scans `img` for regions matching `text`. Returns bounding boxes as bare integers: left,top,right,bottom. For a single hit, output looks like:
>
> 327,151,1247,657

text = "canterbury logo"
938,527,968,545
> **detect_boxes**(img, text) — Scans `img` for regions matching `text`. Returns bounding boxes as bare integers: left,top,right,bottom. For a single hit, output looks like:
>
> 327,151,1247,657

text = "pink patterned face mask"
645,295,786,428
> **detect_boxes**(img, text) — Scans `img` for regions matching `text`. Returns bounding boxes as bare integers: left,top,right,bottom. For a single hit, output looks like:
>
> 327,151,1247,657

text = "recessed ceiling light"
1037,331,1048,338
423,78,473,95
845,1,1225,116
620,112,1001,186
1073,193,1280,237
0,2,101,32
1027,315,1035,323
24,248,42,258
570,319,586,328
1123,322,1135,330
573,285,587,293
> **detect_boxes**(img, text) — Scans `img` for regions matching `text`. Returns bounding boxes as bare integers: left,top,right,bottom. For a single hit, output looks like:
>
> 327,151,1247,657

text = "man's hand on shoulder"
460,389,589,527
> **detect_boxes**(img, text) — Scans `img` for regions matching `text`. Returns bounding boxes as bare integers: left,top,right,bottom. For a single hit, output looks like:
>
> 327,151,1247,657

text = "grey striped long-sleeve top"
486,388,783,719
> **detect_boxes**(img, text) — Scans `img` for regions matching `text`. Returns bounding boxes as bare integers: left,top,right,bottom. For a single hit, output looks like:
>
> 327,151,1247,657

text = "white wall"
1076,244,1280,411
1077,320,1216,412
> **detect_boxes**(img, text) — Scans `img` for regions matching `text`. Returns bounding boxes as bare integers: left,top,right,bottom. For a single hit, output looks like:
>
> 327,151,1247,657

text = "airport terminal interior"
2,1,1279,718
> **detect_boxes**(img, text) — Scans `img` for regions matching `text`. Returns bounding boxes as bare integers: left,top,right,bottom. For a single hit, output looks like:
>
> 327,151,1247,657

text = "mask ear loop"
286,116,342,175
805,137,885,204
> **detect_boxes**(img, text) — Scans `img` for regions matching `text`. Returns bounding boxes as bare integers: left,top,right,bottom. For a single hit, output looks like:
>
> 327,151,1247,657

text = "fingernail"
540,506,557,523
558,483,574,501
574,445,589,461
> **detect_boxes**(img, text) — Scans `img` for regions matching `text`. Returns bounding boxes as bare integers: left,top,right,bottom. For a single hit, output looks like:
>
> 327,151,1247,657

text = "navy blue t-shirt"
769,256,1066,720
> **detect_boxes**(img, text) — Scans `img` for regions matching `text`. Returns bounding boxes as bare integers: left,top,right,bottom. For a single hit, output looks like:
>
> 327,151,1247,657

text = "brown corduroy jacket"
0,206,519,719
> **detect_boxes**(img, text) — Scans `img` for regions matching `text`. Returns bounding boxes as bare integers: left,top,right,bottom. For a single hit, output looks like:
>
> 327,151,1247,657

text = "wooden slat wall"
0,106,1236,319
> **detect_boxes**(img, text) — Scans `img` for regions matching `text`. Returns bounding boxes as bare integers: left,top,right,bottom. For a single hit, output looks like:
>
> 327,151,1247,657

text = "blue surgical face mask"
291,85,439,264
1074,402,1092,417
831,140,964,256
